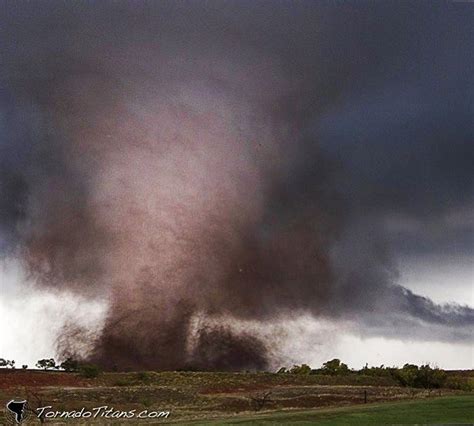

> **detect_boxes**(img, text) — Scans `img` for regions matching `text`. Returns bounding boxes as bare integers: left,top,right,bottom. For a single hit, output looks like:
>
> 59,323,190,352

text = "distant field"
191,395,474,425
0,370,472,424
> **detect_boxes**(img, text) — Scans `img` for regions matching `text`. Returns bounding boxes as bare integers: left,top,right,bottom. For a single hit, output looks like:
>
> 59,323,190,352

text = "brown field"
0,370,471,424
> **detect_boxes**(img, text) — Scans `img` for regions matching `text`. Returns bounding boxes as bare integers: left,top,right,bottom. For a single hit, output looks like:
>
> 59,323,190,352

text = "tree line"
277,359,472,390
0,357,100,378
1,356,471,390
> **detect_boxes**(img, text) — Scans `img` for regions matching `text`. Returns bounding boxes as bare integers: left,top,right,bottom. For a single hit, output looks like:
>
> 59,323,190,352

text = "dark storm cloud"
0,1,472,370
315,2,474,258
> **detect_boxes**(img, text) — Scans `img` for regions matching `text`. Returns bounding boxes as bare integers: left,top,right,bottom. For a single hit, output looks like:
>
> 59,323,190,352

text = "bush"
36,358,56,370
390,364,447,389
278,360,457,390
360,364,394,377
393,363,419,387
0,359,15,368
78,364,101,378
445,375,473,391
289,364,312,375
60,358,80,372
134,371,152,384
416,364,447,389
321,359,349,375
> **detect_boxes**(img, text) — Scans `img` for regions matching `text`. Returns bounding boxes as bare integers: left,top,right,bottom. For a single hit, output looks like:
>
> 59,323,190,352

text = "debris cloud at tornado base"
0,2,472,370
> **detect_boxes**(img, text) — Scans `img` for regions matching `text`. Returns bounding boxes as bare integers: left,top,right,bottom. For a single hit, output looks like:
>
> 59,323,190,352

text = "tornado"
0,1,472,370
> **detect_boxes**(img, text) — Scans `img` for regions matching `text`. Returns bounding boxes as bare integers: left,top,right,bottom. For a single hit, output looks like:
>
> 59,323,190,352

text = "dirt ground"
0,370,469,424
0,370,89,390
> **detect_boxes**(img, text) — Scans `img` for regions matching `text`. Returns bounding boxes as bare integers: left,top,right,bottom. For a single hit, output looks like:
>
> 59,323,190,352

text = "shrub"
289,364,312,375
360,364,393,377
0,359,15,368
134,371,152,384
60,358,80,372
322,359,349,375
445,375,473,391
36,358,56,370
79,364,101,378
391,364,447,389
416,364,447,389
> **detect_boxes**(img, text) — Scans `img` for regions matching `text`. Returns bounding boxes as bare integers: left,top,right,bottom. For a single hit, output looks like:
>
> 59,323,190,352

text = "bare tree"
249,391,272,411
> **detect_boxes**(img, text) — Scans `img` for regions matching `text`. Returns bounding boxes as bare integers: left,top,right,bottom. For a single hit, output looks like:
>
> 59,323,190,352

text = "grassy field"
0,370,472,424
191,395,474,425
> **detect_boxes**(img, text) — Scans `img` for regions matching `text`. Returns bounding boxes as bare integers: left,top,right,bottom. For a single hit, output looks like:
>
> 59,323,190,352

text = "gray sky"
0,1,472,370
